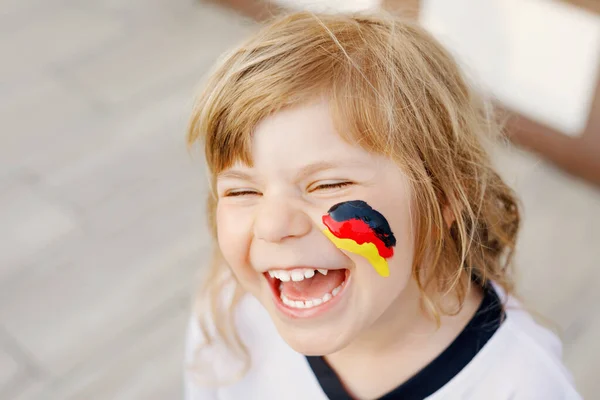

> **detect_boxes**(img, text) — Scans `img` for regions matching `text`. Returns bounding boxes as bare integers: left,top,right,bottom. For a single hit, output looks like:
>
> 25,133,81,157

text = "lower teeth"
279,281,345,309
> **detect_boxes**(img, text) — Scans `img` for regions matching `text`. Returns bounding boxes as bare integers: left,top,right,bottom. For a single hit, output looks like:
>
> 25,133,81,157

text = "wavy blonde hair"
187,11,520,382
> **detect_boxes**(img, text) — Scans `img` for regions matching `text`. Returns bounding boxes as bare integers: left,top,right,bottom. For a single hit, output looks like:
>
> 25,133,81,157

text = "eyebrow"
295,161,342,181
217,169,254,181
217,160,358,181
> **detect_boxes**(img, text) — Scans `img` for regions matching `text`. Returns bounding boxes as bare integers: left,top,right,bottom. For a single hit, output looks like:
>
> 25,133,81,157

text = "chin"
272,321,354,356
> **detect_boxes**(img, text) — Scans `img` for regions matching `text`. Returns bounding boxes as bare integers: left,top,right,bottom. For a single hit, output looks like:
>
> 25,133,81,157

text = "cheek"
368,194,415,285
390,208,415,262
216,203,254,274
387,203,416,277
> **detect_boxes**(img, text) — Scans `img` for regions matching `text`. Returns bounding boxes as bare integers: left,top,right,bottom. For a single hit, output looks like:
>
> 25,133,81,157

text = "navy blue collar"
306,286,504,400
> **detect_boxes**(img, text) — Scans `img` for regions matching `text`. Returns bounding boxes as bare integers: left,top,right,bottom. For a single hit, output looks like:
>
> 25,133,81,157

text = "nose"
253,198,312,243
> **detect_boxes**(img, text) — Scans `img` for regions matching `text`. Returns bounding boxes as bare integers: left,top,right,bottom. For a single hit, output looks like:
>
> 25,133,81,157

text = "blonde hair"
187,11,520,381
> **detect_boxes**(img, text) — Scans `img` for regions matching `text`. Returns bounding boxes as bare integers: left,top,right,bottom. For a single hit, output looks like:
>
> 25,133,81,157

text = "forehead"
249,100,372,174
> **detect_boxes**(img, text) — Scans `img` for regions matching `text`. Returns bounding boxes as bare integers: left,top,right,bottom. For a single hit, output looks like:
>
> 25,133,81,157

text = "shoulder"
493,316,581,399
184,289,322,400
183,281,256,399
482,288,580,398
496,287,580,397
491,285,566,368
184,284,264,385
433,289,581,399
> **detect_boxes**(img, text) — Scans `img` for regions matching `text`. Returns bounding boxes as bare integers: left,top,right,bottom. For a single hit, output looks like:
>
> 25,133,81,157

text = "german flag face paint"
322,200,396,277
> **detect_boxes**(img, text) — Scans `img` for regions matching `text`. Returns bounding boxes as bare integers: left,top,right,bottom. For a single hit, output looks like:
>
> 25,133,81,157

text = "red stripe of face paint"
322,215,394,258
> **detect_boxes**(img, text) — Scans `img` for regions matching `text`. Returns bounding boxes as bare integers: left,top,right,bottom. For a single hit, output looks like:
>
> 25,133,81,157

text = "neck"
324,279,483,398
337,277,432,356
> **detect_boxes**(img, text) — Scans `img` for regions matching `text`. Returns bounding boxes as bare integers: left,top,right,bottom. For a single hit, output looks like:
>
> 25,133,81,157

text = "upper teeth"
268,268,329,282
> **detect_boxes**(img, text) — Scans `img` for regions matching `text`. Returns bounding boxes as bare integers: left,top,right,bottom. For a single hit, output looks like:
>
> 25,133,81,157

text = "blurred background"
0,0,598,399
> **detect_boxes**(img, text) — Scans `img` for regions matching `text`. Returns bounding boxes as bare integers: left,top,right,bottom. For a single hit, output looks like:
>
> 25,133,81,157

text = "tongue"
280,270,345,301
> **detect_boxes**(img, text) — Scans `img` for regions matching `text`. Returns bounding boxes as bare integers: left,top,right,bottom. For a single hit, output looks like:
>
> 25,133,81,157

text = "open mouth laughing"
264,267,351,317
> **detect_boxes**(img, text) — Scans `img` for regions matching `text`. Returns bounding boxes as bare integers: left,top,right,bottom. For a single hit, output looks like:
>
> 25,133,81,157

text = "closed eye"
313,181,353,191
224,189,261,197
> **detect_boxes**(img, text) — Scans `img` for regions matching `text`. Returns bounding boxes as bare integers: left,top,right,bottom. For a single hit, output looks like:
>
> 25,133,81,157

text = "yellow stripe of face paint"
323,229,390,277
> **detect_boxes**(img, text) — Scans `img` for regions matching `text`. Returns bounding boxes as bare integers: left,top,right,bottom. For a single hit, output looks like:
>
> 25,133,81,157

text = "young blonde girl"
184,11,580,400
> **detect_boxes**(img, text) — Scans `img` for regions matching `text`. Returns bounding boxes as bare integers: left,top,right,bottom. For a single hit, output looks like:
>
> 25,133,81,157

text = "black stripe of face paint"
327,200,396,248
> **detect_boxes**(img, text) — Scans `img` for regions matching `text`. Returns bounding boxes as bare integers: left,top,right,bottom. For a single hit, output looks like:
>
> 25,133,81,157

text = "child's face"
216,99,416,355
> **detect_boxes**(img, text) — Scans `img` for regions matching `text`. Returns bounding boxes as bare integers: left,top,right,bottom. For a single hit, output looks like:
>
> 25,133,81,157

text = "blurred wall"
421,0,600,137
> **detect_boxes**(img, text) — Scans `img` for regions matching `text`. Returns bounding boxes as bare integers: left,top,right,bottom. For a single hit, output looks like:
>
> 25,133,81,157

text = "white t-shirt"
183,286,581,399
